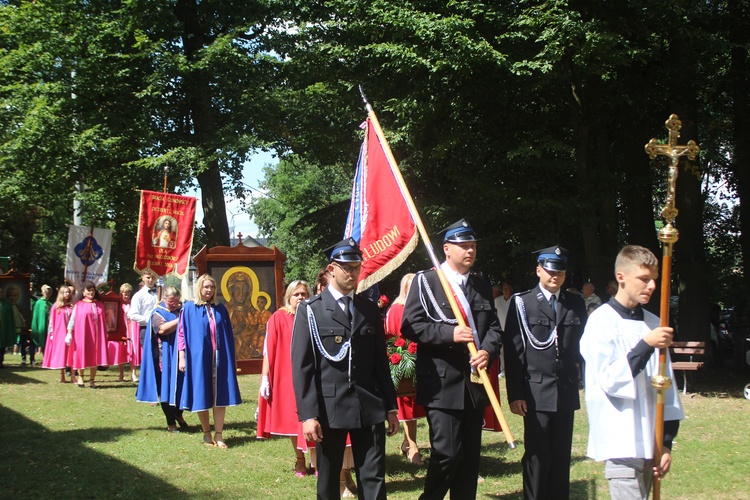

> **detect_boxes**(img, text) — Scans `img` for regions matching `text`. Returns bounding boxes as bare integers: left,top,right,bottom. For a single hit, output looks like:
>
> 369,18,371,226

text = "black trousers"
316,424,387,500
19,332,35,362
148,331,180,426
522,409,575,500
160,402,184,427
139,325,147,347
421,392,485,500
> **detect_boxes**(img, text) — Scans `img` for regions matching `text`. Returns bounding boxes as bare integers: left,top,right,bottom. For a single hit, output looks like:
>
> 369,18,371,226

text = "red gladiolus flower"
394,337,406,347
407,342,417,354
378,295,390,308
390,353,402,364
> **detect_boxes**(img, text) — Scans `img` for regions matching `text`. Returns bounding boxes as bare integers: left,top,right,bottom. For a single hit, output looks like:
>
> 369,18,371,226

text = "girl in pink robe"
66,281,108,388
120,283,140,382
42,286,74,382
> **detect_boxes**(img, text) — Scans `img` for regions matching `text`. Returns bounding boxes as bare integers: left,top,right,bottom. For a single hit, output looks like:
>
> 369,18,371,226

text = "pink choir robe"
122,302,141,367
67,300,109,370
42,305,72,369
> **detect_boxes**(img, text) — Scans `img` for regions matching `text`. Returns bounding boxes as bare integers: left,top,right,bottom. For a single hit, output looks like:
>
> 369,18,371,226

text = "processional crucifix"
643,114,699,500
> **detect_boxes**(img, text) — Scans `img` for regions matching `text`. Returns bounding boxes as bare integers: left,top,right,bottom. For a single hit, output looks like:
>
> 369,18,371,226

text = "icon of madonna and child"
219,267,273,361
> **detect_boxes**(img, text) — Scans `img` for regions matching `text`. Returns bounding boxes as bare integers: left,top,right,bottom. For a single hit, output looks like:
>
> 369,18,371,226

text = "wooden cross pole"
643,114,699,500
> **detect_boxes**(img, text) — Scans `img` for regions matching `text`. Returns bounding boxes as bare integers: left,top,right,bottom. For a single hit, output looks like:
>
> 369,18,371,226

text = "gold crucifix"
643,114,699,500
644,114,700,234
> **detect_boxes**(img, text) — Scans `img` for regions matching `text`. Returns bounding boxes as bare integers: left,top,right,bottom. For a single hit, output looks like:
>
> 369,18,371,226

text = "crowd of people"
0,220,686,500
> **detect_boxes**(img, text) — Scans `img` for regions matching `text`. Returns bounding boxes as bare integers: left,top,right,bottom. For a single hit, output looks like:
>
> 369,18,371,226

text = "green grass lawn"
1,357,748,499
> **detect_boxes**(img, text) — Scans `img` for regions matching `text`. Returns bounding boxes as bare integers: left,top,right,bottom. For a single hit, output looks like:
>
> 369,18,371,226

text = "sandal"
214,431,228,449
294,457,308,477
203,431,215,447
340,481,356,499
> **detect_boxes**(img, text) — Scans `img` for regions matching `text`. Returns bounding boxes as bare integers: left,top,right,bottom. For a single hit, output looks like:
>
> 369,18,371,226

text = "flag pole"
644,114,699,499
80,219,96,284
359,87,516,449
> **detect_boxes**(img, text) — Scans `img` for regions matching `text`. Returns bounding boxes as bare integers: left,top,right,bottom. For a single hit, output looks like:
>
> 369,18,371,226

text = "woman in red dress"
256,280,312,475
385,272,425,465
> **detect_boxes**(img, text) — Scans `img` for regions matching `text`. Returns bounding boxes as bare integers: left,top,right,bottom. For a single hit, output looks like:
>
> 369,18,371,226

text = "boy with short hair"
127,270,159,348
580,245,685,500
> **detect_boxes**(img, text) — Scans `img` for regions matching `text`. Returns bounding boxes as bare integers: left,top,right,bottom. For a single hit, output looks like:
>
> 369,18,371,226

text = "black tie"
341,296,352,323
550,294,557,326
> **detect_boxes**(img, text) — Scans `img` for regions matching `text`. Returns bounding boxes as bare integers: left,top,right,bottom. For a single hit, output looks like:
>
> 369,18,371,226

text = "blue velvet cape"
178,301,241,411
135,304,183,405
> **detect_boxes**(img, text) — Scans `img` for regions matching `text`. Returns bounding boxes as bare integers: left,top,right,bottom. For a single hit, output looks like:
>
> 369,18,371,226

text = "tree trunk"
673,112,710,344
620,129,669,314
729,0,750,367
571,80,621,293
176,0,230,247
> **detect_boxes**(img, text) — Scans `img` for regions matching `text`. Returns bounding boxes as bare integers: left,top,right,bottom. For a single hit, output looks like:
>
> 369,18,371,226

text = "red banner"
345,119,418,292
133,190,196,277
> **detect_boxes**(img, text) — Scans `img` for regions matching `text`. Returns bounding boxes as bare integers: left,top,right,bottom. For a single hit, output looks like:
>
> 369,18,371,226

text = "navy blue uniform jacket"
291,288,397,429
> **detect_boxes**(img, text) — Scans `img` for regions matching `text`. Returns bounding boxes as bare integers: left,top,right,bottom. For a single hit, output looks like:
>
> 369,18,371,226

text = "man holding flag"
401,219,503,500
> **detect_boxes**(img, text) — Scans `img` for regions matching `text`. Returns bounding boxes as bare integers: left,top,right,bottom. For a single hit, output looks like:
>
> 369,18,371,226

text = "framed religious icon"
100,290,125,342
193,241,286,374
0,269,32,337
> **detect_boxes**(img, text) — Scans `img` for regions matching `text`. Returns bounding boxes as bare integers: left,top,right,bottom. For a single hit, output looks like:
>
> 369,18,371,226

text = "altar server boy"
580,245,684,500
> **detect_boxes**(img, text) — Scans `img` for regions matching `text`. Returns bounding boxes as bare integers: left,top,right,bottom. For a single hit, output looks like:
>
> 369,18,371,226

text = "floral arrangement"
386,335,417,388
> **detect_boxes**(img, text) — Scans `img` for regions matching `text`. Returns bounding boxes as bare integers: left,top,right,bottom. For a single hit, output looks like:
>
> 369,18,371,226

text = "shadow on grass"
0,366,47,385
0,405,187,497
483,478,598,498
384,439,524,495
687,365,750,399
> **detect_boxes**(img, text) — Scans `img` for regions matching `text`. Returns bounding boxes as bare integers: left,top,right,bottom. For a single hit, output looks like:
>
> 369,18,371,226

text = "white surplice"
580,304,684,461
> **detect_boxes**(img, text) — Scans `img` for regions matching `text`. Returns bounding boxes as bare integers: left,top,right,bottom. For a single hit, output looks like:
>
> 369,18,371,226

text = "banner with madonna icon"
134,190,196,277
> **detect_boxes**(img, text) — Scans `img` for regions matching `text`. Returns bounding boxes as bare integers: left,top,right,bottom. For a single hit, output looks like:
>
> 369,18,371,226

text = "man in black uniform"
401,219,503,500
291,238,399,500
503,246,587,500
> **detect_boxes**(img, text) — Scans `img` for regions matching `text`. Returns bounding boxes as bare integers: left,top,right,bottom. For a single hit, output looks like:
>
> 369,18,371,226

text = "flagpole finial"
163,163,169,193
358,85,372,112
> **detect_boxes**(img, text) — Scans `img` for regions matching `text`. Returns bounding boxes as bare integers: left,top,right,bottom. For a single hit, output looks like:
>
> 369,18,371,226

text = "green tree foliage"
0,1,746,348
0,0,286,287
250,155,353,282
255,0,742,343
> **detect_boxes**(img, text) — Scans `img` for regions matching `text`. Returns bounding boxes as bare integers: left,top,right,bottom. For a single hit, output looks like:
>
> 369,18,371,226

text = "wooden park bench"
669,341,705,394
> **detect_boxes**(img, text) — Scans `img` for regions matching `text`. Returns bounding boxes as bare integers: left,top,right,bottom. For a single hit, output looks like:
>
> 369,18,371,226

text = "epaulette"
307,294,323,304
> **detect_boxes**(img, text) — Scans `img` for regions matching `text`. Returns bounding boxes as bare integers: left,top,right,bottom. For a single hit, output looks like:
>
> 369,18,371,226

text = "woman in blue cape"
178,274,241,449
135,286,189,432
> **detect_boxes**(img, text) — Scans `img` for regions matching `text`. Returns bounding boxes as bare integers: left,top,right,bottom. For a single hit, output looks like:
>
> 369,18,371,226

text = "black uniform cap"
534,245,569,272
323,237,363,263
438,218,478,244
